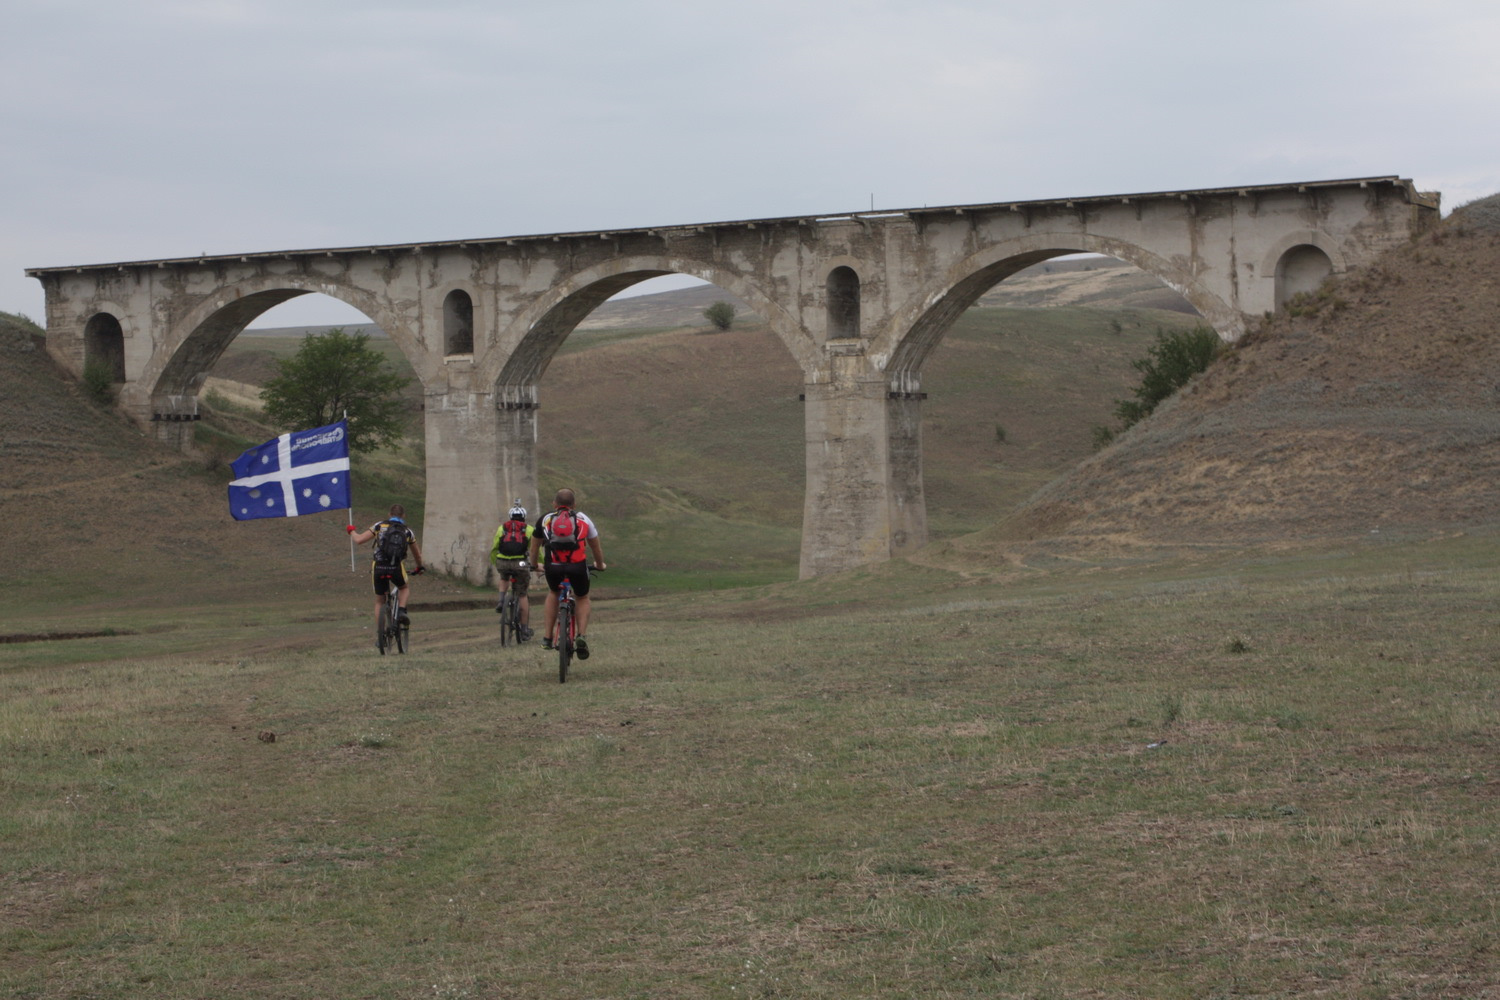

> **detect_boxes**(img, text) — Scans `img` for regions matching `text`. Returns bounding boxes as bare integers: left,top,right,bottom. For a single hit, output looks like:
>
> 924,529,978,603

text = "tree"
1094,325,1221,447
260,328,413,454
703,300,736,332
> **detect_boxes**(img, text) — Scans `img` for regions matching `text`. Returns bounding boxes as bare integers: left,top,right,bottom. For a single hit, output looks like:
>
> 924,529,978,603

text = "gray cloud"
6,0,1497,325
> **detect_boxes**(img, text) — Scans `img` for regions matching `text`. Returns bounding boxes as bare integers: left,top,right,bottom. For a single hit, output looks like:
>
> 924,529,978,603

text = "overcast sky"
6,0,1499,327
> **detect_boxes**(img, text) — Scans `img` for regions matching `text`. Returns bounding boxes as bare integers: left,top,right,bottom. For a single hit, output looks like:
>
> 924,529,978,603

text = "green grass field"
11,278,1496,998
4,532,1497,998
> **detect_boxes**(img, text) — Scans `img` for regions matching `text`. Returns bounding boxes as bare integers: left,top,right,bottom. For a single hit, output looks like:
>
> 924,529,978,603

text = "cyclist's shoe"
397,609,411,626
494,600,505,613
520,626,535,641
575,636,590,660
541,637,554,650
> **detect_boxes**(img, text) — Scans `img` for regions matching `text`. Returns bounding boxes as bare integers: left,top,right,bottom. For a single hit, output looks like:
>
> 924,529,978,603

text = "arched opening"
83,312,125,382
1275,244,1334,310
180,294,424,516
511,270,806,591
443,289,474,356
914,252,1210,538
827,266,861,340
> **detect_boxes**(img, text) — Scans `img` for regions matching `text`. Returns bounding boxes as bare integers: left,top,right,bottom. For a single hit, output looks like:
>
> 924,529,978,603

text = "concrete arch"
871,231,1239,376
1258,229,1348,280
142,274,422,402
83,311,127,382
483,255,819,390
441,286,475,356
826,264,862,341
1275,244,1335,310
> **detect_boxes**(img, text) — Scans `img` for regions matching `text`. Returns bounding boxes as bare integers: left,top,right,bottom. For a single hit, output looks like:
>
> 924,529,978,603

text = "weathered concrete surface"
28,177,1439,582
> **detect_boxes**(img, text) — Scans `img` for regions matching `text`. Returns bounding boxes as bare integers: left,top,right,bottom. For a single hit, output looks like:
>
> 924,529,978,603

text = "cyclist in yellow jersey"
490,501,536,641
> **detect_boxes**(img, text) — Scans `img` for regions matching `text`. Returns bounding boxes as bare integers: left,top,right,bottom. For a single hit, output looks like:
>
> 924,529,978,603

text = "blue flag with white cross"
228,421,351,520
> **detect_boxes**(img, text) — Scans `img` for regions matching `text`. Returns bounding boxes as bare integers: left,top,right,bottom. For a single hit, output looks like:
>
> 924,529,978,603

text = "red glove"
345,524,357,534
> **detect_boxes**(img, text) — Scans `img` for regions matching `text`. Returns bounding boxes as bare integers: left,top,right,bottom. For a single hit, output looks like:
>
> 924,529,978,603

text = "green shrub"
81,359,117,406
703,301,736,332
1111,326,1222,431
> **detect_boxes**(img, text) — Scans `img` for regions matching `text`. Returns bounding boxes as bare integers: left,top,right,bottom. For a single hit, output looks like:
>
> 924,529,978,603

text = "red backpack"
546,508,585,561
496,519,528,557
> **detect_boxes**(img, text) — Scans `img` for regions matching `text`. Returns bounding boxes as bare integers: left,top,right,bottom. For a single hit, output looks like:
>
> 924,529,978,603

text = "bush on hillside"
703,301,736,331
1094,325,1221,447
82,358,117,406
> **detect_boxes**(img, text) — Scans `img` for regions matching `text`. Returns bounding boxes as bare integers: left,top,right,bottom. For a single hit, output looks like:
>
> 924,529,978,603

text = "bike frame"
555,576,580,682
376,569,409,655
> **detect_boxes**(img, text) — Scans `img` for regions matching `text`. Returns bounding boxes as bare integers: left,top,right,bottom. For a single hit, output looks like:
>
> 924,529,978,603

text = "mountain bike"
554,566,600,683
376,566,422,655
498,590,521,647
497,562,534,647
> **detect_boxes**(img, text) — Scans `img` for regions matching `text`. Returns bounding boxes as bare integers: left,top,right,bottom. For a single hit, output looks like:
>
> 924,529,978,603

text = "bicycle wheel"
499,595,512,647
557,602,572,683
377,602,390,655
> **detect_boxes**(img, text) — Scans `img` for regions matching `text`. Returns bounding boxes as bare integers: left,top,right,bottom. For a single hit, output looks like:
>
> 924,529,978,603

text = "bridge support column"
886,389,927,557
422,388,540,585
800,375,929,578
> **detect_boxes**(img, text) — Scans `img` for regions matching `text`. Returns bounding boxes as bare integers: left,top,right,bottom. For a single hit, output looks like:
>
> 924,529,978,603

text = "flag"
228,421,351,520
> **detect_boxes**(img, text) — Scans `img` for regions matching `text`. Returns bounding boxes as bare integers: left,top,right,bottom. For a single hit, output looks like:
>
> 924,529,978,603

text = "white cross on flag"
228,421,351,520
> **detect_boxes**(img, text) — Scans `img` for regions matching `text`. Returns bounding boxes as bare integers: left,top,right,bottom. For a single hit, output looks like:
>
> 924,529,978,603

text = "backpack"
546,508,584,557
496,518,529,558
375,521,410,567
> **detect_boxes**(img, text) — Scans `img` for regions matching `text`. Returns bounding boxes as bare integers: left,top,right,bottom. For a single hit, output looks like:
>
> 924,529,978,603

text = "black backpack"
375,521,410,567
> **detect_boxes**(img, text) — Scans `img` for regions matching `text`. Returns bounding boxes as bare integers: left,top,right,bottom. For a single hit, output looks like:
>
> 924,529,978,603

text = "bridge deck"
26,176,1431,275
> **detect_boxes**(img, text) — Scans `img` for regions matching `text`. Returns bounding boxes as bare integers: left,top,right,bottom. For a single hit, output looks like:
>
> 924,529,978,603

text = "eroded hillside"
956,203,1500,557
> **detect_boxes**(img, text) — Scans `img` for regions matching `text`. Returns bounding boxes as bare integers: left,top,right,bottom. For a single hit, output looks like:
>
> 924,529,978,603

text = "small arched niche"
83,312,126,382
826,266,861,340
1275,245,1334,310
443,289,474,355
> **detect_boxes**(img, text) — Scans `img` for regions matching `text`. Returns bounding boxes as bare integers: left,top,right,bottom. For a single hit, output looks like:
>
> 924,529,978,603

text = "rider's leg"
543,589,558,639
496,576,509,611
576,594,592,636
397,582,411,615
372,596,383,632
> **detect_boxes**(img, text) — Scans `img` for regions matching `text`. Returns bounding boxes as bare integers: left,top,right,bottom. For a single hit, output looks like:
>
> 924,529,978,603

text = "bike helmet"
508,501,527,520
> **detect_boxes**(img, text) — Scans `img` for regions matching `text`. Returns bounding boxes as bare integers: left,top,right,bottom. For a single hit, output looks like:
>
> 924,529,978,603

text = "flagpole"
344,410,355,572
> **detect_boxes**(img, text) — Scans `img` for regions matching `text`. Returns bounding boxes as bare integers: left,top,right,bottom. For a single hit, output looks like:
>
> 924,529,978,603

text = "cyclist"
347,503,424,635
528,488,606,658
490,501,535,641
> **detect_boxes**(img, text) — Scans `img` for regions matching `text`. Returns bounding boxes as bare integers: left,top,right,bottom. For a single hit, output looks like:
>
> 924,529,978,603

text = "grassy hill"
943,202,1500,570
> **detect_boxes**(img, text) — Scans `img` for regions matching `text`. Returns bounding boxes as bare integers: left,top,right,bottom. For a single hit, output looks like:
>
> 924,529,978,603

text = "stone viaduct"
28,176,1439,582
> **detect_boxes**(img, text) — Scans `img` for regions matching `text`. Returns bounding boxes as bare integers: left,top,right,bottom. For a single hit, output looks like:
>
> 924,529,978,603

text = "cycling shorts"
372,562,408,596
544,561,591,597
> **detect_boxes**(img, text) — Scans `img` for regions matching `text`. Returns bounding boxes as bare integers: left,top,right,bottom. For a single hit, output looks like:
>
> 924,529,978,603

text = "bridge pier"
800,368,928,579
421,388,540,586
